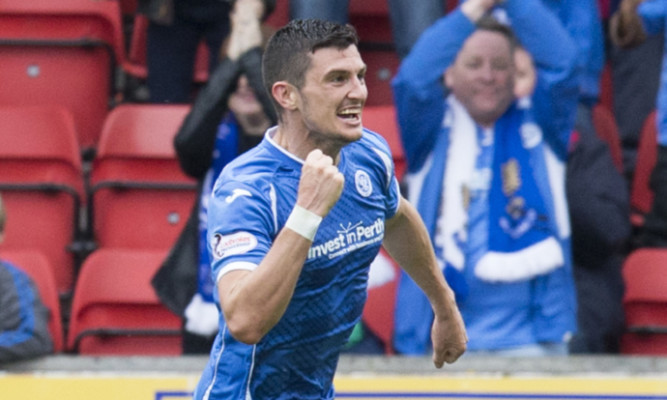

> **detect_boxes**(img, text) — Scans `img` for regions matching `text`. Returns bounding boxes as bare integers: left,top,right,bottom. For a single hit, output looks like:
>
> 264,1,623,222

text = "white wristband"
285,205,322,241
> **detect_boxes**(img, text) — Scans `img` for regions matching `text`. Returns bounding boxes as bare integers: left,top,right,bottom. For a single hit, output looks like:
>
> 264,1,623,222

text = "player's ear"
272,81,299,111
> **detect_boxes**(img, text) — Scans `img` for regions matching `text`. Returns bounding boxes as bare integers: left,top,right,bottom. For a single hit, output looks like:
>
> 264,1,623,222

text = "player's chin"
342,127,364,143
333,123,363,143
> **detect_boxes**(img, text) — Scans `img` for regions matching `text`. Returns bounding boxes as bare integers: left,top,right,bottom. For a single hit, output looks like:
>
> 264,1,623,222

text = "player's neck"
273,123,342,164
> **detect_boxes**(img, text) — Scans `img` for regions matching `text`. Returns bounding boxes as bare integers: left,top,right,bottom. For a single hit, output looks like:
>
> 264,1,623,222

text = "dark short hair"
475,15,519,51
262,19,359,118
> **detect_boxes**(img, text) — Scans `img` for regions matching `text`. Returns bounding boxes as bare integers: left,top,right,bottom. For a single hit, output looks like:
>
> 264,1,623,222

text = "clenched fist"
296,149,345,217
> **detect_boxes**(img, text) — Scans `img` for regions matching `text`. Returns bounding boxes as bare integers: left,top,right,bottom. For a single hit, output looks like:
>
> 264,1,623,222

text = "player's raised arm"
218,149,343,344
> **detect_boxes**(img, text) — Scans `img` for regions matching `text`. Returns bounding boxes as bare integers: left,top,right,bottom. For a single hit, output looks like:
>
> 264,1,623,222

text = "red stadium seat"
599,62,614,113
118,0,138,16
350,0,392,43
89,104,197,251
361,49,400,107
265,0,289,29
363,105,406,180
1,250,64,353
592,104,624,174
67,248,182,355
349,0,399,107
0,105,84,296
0,0,125,151
620,248,667,355
630,110,657,227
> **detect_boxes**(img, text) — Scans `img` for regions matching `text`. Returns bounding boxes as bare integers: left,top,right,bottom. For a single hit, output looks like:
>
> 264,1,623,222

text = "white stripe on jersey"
203,326,228,400
216,261,259,283
244,345,257,400
270,184,278,235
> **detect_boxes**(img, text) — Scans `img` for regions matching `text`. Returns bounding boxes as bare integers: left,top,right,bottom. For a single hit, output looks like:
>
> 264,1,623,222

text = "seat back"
0,106,84,295
265,0,289,29
630,110,657,226
360,49,400,107
90,104,197,250
599,62,614,113
363,105,406,180
0,250,64,353
67,248,182,355
349,0,398,107
621,248,667,355
592,104,624,173
0,0,125,150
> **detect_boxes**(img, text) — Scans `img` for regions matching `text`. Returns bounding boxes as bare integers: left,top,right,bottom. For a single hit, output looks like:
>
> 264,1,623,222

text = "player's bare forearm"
383,199,467,365
384,199,451,309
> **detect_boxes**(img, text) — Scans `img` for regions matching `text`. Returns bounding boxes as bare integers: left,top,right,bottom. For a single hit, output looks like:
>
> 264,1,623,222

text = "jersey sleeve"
206,179,275,284
365,130,402,219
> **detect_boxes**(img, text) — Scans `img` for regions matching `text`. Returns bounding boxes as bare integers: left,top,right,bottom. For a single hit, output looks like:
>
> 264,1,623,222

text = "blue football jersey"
194,127,401,400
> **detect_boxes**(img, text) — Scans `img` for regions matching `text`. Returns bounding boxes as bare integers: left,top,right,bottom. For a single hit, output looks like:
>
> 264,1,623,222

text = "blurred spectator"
542,0,606,151
391,0,579,355
540,0,629,355
566,128,630,354
0,193,53,363
138,0,275,103
151,0,276,353
609,0,662,180
610,0,667,246
289,0,446,58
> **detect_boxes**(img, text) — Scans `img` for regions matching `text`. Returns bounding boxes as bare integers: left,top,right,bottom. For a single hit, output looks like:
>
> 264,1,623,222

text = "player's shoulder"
216,135,301,200
358,128,392,153
344,128,395,173
225,138,287,179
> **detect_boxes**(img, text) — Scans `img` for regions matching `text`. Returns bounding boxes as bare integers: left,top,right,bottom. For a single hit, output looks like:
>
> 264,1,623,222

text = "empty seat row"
0,0,403,157
0,0,126,152
0,104,196,297
0,246,182,355
0,106,84,295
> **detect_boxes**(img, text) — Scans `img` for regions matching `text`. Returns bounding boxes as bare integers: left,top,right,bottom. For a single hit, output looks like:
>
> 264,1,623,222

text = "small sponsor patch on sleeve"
211,231,258,260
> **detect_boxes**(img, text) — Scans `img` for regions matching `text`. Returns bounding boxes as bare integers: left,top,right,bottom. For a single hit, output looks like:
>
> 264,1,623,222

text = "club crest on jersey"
211,231,257,259
355,170,372,197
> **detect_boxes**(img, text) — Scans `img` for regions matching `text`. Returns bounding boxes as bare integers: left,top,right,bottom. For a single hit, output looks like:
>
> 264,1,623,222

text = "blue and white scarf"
418,96,564,299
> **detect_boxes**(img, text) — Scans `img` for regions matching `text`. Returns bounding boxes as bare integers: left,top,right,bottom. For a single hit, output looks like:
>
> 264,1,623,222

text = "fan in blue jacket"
392,0,579,354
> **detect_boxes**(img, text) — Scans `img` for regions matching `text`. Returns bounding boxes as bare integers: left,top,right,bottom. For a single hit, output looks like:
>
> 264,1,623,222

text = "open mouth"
337,108,362,122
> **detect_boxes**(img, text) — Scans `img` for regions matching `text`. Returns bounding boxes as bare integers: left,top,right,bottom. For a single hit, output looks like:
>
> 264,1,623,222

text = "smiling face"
295,44,368,147
445,29,516,127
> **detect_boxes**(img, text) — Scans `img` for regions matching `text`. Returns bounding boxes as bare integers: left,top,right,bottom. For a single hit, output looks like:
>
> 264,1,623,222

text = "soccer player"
193,19,467,399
